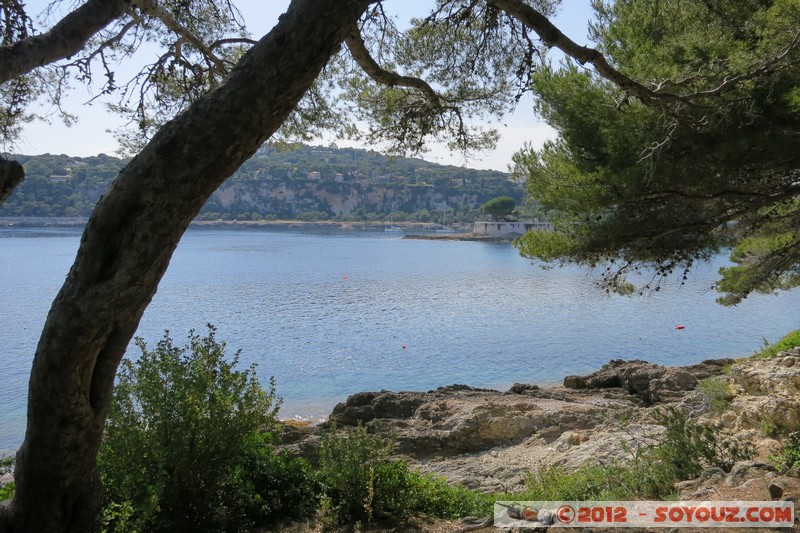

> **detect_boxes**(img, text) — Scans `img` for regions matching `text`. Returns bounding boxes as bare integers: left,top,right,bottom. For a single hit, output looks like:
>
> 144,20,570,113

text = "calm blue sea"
1,226,799,453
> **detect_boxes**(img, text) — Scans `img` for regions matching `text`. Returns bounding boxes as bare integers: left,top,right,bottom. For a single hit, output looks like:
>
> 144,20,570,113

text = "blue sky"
15,0,595,170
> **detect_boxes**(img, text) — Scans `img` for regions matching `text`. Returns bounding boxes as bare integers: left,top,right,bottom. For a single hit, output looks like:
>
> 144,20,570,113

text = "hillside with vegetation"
0,145,525,222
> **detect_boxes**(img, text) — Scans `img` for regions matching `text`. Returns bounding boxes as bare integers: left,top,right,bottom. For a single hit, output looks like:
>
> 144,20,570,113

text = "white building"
473,220,552,237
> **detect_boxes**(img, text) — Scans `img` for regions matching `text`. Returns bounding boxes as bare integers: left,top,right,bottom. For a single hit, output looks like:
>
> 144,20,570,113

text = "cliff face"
204,180,517,217
0,148,525,219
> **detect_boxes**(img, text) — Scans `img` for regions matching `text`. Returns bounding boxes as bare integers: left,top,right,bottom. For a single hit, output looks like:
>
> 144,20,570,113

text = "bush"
697,377,731,413
98,326,285,532
405,471,493,519
755,329,800,358
0,481,14,502
319,424,392,523
319,424,491,524
772,431,800,472
652,407,753,479
521,459,676,502
0,456,14,502
518,408,755,503
240,444,321,523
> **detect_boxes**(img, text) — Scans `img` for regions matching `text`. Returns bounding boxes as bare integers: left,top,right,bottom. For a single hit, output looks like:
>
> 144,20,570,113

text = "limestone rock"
328,390,426,425
509,383,540,394
729,393,800,432
731,354,800,396
288,356,795,495
563,358,731,405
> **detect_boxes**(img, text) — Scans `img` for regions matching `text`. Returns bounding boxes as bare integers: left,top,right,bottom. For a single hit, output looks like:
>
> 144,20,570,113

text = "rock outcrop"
723,349,800,432
285,359,742,492
563,358,734,405
272,353,800,532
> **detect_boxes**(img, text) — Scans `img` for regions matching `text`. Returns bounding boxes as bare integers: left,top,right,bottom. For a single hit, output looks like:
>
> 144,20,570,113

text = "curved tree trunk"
0,160,24,205
1,1,372,531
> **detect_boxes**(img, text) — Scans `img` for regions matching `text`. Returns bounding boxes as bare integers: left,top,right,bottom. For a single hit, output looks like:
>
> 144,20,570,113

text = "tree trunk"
0,1,372,531
0,160,24,205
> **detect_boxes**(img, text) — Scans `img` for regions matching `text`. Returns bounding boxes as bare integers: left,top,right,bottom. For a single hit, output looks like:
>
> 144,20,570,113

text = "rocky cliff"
204,180,521,219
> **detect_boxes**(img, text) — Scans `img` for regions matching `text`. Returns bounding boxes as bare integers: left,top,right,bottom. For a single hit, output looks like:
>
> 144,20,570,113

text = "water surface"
1,226,798,452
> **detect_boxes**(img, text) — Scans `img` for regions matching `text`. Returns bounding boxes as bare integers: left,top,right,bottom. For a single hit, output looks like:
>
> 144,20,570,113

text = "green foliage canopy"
514,0,800,304
481,195,517,220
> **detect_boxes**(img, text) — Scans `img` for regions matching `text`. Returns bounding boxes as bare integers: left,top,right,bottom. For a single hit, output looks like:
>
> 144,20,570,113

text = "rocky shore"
281,350,800,530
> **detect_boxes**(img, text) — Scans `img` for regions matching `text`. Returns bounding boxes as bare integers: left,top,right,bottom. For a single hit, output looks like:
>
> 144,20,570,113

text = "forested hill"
0,145,524,222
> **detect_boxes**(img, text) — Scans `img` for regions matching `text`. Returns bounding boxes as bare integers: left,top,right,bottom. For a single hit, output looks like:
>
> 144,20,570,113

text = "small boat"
434,206,455,232
385,205,403,232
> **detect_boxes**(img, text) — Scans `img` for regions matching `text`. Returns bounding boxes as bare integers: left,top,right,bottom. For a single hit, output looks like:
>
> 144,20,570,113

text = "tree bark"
0,159,24,205
1,0,372,531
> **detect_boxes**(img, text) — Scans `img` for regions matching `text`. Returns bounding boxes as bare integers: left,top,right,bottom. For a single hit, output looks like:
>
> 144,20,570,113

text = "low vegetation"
88,327,760,531
0,457,14,502
520,407,752,503
697,377,732,414
755,329,800,358
319,424,492,526
772,431,800,473
96,328,492,532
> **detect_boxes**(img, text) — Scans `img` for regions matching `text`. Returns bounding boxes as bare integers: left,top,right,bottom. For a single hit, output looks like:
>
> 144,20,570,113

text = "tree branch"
493,0,800,110
0,0,130,85
488,0,689,106
345,25,441,108
683,33,800,101
131,0,229,75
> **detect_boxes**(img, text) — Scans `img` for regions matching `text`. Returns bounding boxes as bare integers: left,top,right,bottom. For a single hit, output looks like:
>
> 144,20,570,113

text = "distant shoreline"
0,217,514,241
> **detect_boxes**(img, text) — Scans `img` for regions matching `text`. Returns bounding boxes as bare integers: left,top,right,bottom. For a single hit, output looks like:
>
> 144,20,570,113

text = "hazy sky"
15,0,595,171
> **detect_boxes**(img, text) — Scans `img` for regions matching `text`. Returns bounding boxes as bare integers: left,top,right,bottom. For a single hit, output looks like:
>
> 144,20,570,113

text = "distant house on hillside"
49,174,72,183
307,171,321,180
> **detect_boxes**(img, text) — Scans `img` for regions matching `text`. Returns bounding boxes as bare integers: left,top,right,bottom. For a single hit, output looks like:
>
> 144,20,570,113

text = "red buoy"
675,325,685,330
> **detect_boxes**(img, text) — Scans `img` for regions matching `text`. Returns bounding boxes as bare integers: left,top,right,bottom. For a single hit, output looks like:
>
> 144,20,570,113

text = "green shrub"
319,424,393,523
98,326,284,533
772,431,800,472
653,407,753,479
405,471,493,519
319,424,491,524
697,377,731,413
761,416,780,438
755,329,800,358
521,458,676,502
0,456,13,502
239,444,321,523
518,409,754,503
0,482,14,502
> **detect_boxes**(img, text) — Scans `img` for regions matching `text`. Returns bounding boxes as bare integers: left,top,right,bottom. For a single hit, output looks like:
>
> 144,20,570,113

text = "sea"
1,225,799,453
